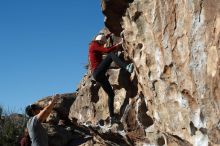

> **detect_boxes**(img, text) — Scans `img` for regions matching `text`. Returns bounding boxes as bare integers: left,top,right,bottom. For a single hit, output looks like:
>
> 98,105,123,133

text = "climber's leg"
107,52,134,73
101,77,115,118
93,53,114,75
93,73,115,117
108,52,127,69
93,52,133,76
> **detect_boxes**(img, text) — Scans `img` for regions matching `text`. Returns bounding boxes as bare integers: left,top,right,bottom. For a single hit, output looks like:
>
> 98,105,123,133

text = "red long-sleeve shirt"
89,41,118,71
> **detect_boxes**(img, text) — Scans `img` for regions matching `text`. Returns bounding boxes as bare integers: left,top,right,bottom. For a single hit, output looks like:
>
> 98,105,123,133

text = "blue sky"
0,0,104,112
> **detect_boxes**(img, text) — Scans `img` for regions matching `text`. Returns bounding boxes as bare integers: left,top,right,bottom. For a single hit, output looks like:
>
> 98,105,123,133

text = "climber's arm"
36,94,60,123
93,41,122,53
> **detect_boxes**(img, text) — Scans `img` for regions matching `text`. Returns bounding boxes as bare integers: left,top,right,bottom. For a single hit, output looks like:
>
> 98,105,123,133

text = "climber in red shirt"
89,33,133,124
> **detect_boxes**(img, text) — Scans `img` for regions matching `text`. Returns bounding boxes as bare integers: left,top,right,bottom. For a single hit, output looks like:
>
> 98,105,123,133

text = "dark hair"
25,104,42,117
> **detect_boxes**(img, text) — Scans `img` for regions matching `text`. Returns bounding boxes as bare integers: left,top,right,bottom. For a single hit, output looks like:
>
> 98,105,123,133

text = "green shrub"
0,106,2,116
0,106,28,146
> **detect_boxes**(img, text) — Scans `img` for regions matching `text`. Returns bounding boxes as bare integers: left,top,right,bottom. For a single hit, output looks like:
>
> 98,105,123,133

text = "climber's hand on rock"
115,39,123,48
120,30,124,38
119,37,125,44
118,39,123,45
50,94,60,105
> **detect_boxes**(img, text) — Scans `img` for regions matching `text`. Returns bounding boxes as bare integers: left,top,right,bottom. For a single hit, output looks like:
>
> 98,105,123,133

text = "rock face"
33,93,92,146
29,0,219,146
120,0,220,145
69,0,220,146
101,0,134,36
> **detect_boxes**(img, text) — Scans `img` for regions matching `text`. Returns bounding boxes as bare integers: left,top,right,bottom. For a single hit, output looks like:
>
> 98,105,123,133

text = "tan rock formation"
69,0,220,145
30,0,220,145
32,93,93,146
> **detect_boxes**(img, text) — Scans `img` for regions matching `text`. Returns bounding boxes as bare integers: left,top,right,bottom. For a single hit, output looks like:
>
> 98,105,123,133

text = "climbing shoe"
126,63,134,73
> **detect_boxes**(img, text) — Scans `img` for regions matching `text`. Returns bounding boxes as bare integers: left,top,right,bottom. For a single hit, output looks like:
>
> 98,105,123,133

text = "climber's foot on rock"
126,63,134,73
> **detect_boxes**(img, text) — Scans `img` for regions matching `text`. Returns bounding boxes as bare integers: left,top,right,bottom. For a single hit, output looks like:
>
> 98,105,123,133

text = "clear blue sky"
0,0,104,112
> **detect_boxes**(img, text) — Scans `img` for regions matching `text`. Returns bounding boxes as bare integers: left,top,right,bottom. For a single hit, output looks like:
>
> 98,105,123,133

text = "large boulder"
29,0,220,145
120,0,220,145
32,93,92,146
69,0,220,145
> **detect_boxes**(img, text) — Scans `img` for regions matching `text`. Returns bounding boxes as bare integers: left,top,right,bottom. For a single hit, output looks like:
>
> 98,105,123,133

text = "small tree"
0,106,2,117
0,106,28,146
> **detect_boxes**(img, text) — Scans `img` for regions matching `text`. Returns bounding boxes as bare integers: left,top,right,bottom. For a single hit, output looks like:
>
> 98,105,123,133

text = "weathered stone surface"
101,0,134,36
35,93,76,123
33,93,93,146
69,66,137,124
29,0,220,145
120,0,219,145
69,0,220,145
